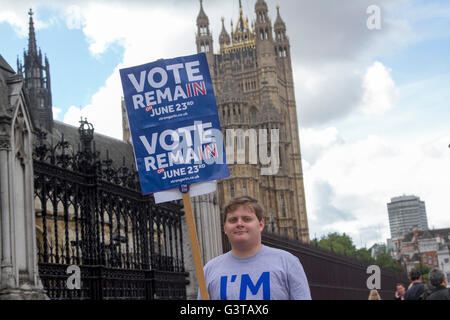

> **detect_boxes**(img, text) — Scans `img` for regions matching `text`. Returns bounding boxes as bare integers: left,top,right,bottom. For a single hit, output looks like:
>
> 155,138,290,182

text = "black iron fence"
33,121,187,300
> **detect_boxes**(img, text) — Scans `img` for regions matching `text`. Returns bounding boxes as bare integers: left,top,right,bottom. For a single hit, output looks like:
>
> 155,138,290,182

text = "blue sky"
1,0,450,248
1,7,124,116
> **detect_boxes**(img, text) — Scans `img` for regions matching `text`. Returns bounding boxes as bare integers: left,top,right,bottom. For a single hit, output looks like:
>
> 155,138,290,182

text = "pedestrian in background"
426,268,450,300
394,283,406,300
368,289,382,300
404,270,424,300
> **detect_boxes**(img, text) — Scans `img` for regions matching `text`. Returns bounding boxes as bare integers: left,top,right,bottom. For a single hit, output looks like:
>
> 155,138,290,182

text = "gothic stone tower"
17,9,53,132
196,0,309,242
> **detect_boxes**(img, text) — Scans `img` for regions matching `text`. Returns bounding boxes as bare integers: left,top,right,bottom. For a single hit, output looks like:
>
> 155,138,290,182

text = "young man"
201,196,311,300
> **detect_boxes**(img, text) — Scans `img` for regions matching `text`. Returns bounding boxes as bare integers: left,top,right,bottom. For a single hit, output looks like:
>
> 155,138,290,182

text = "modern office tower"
387,195,429,238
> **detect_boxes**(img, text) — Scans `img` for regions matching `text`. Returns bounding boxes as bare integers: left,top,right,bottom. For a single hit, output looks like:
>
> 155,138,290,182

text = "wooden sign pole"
182,191,209,300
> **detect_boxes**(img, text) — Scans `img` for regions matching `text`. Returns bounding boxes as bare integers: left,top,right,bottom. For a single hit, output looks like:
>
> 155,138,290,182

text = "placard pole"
182,192,209,300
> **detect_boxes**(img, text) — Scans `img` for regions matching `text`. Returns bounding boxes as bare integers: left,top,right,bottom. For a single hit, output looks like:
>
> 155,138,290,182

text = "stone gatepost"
182,191,223,300
0,55,47,299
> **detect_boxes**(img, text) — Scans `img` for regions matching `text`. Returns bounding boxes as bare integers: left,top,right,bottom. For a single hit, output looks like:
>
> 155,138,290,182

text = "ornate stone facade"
195,0,309,242
0,55,48,299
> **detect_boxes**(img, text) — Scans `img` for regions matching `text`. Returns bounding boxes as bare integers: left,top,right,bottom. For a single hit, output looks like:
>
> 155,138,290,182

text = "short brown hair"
223,196,264,222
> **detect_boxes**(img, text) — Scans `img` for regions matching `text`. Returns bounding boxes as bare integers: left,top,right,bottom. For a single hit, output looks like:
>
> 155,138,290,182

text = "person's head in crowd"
429,268,447,288
409,270,422,282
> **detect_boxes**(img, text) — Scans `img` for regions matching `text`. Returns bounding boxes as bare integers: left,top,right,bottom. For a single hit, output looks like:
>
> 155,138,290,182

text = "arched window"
200,26,208,35
259,13,265,23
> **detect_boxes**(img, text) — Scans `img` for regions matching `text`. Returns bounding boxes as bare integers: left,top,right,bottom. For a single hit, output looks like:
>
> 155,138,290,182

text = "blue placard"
120,53,229,195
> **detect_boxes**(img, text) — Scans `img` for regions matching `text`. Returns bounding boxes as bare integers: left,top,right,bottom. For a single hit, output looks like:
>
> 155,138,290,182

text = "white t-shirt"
200,245,311,300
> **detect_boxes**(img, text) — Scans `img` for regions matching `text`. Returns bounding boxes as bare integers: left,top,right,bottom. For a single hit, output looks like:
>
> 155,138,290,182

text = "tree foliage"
313,232,402,272
316,232,357,257
411,264,431,283
375,253,403,273
355,247,374,263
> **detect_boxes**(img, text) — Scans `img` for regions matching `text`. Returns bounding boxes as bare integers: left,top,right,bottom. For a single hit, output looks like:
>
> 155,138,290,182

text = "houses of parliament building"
194,0,309,242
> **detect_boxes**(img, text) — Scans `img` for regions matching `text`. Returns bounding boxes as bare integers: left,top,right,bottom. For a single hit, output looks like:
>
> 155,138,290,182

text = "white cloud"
61,1,196,138
294,63,365,126
287,0,414,127
0,10,26,35
0,1,60,36
52,107,62,120
360,61,398,115
63,65,123,139
64,5,85,30
300,127,343,165
302,127,450,247
61,1,194,59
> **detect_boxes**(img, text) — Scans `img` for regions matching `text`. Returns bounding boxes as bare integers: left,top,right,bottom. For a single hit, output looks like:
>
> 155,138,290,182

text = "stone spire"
254,0,272,42
232,0,254,44
237,0,245,32
22,8,53,132
27,9,37,55
274,4,290,58
196,0,214,61
197,0,209,25
219,17,231,50
255,0,269,22
274,4,286,30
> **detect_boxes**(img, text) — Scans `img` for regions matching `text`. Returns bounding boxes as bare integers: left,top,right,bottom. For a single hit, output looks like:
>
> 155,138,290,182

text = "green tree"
314,233,403,274
355,247,375,264
317,232,357,257
375,253,403,273
411,264,431,283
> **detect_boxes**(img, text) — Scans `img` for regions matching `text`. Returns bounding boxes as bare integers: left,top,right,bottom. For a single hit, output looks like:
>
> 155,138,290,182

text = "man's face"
441,276,447,287
396,285,405,296
224,206,264,248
